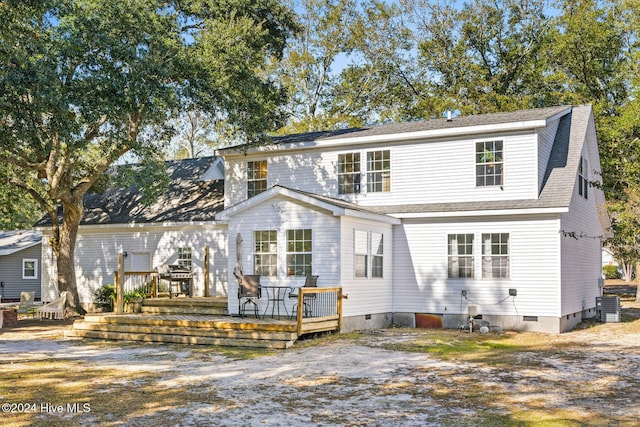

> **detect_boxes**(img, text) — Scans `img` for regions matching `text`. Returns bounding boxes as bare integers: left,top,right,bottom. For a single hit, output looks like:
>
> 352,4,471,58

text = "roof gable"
217,185,400,225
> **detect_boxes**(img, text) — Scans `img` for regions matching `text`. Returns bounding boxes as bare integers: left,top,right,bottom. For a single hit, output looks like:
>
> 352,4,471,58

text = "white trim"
36,221,221,233
217,186,400,225
389,207,569,219
22,258,38,280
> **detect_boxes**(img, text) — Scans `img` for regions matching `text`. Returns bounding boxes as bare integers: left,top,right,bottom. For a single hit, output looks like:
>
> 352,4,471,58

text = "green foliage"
123,286,147,303
93,284,115,312
603,265,619,280
0,0,296,313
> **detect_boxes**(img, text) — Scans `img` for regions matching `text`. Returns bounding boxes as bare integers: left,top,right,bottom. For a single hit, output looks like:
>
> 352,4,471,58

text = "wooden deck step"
67,329,295,349
66,313,298,349
141,297,228,316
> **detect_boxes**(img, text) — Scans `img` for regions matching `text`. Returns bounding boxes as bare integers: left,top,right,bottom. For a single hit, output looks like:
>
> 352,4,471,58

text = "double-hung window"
367,150,390,192
287,229,312,276
476,141,503,186
254,230,277,276
177,247,192,269
448,234,474,278
371,233,384,278
22,259,37,279
482,233,510,279
247,160,267,198
354,230,384,278
354,230,369,277
338,153,361,194
578,156,588,199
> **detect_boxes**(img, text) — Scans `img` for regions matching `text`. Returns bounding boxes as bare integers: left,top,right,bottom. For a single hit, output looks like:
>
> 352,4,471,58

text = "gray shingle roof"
0,230,42,255
38,157,224,226
220,105,572,148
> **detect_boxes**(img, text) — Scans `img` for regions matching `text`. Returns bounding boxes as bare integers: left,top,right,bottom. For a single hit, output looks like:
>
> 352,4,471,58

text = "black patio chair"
238,275,262,318
289,275,318,319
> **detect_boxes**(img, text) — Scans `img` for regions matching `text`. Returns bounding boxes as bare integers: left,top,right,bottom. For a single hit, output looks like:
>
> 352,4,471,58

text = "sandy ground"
1,301,639,426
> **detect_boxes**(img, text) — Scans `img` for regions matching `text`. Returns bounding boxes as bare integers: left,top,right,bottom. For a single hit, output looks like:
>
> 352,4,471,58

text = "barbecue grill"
159,264,193,298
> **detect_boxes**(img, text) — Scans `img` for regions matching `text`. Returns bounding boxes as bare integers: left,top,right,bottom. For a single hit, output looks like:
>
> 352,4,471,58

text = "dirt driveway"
1,302,639,427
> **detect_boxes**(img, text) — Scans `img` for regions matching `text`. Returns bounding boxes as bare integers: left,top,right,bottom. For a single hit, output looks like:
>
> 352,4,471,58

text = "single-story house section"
38,157,228,308
0,230,42,302
39,105,610,333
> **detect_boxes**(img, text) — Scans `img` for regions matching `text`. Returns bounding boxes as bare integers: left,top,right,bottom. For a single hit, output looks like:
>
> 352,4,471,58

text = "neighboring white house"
40,105,610,333
0,230,42,302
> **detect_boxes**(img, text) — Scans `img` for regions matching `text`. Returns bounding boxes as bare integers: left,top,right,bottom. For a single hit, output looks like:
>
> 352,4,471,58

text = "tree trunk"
636,262,640,304
55,200,86,316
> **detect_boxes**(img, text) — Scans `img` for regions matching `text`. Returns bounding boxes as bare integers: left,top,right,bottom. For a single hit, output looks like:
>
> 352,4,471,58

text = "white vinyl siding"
40,225,228,304
340,217,393,316
225,132,539,209
393,217,561,317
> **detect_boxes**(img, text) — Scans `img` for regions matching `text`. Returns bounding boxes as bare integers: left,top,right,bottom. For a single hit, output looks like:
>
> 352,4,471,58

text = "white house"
40,105,610,333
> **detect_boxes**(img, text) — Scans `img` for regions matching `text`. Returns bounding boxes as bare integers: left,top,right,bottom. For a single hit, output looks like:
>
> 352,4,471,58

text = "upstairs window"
448,234,474,279
338,153,361,194
482,233,510,279
287,229,312,276
367,150,391,192
476,141,503,186
177,247,192,269
254,230,277,276
22,259,37,279
247,160,267,198
578,156,588,199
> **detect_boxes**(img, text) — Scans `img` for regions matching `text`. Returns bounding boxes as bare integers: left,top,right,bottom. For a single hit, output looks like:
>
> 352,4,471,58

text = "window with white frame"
448,234,474,278
177,247,192,269
247,160,267,198
371,232,384,278
338,153,361,194
354,230,369,277
22,259,37,279
254,230,277,276
287,229,312,276
367,150,390,192
476,141,503,186
578,156,588,199
482,233,510,279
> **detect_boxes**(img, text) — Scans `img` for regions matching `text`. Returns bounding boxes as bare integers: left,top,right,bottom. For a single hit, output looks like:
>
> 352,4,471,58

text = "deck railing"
114,271,158,297
296,286,344,335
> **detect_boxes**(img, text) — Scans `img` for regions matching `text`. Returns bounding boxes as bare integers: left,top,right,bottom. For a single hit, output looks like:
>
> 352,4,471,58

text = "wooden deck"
67,295,341,349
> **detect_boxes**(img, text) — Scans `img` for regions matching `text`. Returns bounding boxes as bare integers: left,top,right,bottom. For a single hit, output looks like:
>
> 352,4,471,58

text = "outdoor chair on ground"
238,275,261,318
37,291,67,320
17,291,38,318
289,275,318,319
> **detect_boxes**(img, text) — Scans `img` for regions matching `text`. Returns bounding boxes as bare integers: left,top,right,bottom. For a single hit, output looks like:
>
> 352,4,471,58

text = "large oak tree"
0,0,296,314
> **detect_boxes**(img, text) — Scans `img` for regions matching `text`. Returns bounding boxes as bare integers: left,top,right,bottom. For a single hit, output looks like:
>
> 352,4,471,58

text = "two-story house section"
218,105,610,333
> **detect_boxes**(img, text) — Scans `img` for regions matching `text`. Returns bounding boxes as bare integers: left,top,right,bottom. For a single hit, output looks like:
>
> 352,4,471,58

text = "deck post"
296,292,303,334
337,287,343,332
115,253,125,314
204,246,210,297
